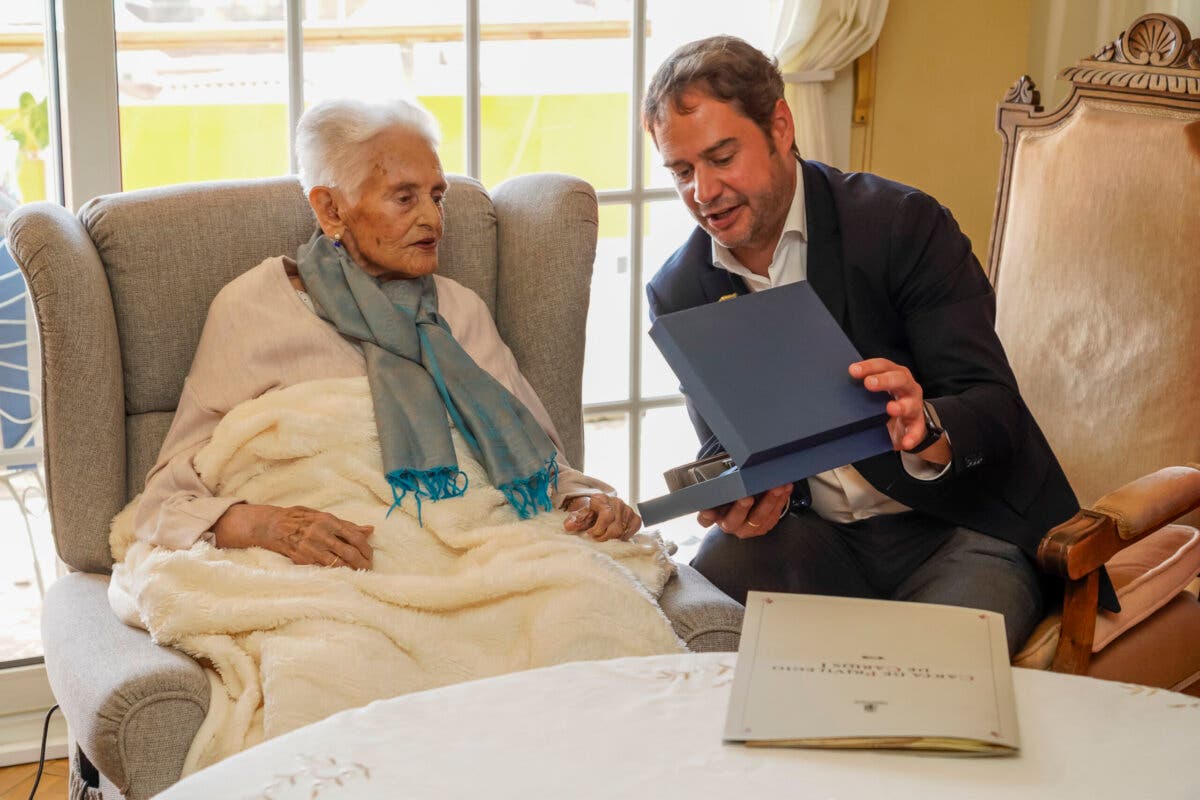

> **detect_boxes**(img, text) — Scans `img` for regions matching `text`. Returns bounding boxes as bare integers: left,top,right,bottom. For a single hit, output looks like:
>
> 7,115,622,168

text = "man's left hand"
563,494,642,541
850,358,930,452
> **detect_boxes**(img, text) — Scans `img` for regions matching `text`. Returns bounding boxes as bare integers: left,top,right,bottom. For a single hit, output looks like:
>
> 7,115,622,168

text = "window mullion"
43,0,64,205
627,0,648,502
465,0,481,180
284,0,304,174
57,0,121,209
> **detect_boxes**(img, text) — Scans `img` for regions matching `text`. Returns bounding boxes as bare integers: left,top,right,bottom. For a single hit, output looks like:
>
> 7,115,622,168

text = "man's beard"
705,161,794,253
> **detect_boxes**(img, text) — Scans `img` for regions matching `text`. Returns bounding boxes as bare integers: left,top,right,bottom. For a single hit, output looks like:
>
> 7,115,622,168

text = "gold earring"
332,231,343,247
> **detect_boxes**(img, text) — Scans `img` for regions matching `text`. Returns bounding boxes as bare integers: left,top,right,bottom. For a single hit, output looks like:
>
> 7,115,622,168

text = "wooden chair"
989,13,1200,690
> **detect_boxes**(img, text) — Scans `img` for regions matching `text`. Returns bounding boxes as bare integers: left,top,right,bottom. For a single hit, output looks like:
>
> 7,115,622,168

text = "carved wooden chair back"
988,14,1200,688
988,13,1200,508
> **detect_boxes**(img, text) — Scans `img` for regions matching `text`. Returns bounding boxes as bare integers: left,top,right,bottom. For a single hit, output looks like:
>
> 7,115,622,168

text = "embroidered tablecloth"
159,652,1200,799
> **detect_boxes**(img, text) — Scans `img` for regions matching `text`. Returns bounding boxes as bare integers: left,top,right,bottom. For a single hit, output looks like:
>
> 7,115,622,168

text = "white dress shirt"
709,164,949,524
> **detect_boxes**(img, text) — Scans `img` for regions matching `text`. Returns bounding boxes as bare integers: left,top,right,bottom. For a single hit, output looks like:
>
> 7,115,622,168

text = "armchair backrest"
987,13,1200,508
7,174,597,573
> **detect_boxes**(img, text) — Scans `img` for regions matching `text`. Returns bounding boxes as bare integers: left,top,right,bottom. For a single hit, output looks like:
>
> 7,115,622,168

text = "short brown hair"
642,36,797,157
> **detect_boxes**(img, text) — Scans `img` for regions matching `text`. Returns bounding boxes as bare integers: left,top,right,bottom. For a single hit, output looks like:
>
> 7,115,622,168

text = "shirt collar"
711,161,806,276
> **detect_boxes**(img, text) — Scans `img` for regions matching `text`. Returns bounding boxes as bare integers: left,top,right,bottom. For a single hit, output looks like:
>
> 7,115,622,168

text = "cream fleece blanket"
108,377,684,774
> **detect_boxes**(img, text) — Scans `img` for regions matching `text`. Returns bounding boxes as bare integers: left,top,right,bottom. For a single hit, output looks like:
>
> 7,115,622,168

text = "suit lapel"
801,160,848,329
698,260,748,305
686,227,749,305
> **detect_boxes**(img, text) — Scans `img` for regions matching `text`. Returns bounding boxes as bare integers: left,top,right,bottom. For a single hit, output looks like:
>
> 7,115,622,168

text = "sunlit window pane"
0,0,53,664
583,411,629,500
115,3,290,190
581,204,631,406
638,405,705,560
643,0,773,188
0,1,54,221
640,198,703,398
301,3,467,175
480,1,630,190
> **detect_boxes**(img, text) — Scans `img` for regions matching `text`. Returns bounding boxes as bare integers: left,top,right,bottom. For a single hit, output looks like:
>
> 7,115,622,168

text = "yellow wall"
862,0,1032,263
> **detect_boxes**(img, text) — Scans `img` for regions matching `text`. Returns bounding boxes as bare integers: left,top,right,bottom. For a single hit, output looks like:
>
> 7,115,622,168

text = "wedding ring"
747,521,760,528
328,555,343,567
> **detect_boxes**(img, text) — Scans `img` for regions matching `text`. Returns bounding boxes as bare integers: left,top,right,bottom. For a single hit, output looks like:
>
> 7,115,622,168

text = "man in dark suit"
643,36,1093,655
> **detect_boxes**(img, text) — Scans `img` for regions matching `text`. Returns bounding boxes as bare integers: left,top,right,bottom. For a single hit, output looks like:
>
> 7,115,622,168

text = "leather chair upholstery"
988,13,1200,688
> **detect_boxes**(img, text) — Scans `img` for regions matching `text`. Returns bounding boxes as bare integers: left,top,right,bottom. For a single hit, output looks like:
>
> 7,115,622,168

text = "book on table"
724,592,1020,755
637,280,892,526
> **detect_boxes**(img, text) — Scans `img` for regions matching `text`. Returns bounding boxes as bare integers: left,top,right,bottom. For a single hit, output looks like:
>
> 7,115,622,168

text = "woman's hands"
214,494,641,565
562,494,642,541
213,503,374,569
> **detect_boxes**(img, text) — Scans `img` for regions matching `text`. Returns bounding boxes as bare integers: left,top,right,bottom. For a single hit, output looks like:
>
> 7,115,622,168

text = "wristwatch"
903,401,944,454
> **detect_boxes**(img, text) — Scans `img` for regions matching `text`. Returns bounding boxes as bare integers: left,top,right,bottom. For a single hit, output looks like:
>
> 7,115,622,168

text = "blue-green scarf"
296,231,558,521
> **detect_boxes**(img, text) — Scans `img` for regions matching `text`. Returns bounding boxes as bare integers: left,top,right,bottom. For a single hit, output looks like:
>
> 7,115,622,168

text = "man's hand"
698,484,793,539
214,503,374,569
563,494,642,541
849,358,939,452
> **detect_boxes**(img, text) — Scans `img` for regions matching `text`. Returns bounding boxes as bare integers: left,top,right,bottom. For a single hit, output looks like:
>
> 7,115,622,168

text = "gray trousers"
690,510,1044,656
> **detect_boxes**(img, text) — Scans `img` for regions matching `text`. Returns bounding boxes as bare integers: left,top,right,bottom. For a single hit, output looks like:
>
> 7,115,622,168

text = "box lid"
649,281,887,466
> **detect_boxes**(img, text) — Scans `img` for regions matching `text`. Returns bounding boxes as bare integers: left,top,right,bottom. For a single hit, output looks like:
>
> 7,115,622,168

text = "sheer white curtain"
771,0,889,163
1031,0,1200,109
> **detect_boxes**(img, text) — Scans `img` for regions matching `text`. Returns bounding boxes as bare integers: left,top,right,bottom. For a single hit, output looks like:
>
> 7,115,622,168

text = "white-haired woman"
135,98,640,569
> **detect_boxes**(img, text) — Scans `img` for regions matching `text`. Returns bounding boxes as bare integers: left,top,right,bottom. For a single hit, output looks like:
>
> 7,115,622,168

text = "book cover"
724,592,1020,755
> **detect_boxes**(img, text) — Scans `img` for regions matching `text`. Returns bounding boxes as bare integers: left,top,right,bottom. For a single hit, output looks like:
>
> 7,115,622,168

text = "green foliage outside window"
0,92,50,203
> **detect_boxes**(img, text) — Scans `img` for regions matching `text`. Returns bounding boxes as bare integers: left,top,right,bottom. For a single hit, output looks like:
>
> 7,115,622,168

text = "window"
0,0,55,667
300,3,469,173
0,1,54,218
114,3,291,189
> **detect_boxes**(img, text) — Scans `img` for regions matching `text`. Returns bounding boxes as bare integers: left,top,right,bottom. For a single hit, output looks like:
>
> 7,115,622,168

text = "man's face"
338,127,448,280
653,90,795,265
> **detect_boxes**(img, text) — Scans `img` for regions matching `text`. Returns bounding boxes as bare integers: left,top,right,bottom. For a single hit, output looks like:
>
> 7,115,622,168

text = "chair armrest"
658,563,744,652
1093,464,1200,541
7,201,127,574
1039,465,1200,580
41,573,209,800
1036,465,1200,675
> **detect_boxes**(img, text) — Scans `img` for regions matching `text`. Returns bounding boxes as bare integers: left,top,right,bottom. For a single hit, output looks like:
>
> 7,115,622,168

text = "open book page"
724,592,1019,754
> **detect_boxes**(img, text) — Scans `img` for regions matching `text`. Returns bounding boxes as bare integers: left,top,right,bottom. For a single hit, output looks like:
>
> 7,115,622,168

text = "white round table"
159,653,1200,800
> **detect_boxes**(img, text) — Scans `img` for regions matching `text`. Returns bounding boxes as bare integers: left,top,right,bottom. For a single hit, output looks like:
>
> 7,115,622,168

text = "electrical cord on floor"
26,704,58,800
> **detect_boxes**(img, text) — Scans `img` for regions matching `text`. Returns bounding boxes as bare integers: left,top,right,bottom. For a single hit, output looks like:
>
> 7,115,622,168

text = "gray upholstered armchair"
8,174,742,800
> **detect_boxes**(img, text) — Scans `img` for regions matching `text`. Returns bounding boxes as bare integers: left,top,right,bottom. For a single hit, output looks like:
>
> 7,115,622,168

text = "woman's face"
337,127,448,280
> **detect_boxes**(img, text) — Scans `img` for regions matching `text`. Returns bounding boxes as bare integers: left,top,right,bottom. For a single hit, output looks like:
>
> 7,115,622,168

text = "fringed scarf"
296,232,558,521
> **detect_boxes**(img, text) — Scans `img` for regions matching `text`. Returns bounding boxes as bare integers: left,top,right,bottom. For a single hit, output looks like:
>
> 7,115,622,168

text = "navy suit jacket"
646,159,1082,569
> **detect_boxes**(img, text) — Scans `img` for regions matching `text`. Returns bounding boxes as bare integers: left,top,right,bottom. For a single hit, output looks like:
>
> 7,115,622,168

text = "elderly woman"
134,98,640,567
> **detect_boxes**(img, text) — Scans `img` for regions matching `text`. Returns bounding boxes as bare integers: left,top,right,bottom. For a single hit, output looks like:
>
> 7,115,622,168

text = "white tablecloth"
158,653,1200,800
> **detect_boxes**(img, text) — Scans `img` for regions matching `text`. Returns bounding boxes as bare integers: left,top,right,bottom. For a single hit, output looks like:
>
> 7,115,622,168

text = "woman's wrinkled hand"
214,503,374,569
562,494,642,541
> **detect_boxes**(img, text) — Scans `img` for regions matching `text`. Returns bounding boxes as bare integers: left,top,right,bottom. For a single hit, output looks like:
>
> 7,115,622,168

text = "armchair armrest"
658,563,744,652
41,573,209,800
1036,464,1200,674
7,201,127,575
1039,465,1200,580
